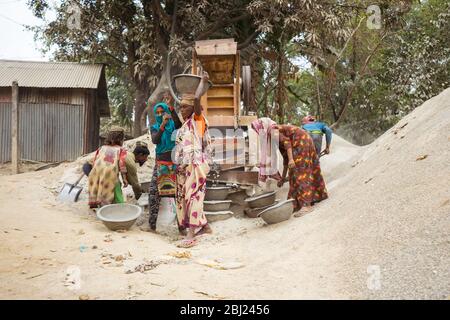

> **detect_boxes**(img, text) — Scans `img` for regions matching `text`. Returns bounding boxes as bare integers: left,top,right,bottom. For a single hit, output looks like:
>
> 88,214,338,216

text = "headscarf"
251,118,282,182
151,102,176,155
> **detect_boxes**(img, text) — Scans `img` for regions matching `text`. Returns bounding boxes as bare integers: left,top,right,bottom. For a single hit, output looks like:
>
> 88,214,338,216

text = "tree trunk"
138,72,169,135
133,81,149,137
275,54,285,122
249,56,259,113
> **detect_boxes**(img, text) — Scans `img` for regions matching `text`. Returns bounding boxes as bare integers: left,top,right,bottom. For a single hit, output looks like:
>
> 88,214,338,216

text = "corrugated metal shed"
0,60,103,88
0,102,84,162
0,103,11,163
0,60,110,163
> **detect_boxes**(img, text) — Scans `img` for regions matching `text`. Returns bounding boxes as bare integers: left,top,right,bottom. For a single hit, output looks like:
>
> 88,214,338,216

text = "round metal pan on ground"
96,204,142,231
258,199,295,224
244,191,276,208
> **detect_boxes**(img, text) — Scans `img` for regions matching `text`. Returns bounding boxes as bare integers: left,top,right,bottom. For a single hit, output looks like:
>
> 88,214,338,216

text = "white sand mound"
324,87,450,298
221,87,449,299
319,134,363,190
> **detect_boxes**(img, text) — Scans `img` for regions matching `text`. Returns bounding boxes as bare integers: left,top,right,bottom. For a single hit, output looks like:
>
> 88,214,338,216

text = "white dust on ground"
0,88,449,299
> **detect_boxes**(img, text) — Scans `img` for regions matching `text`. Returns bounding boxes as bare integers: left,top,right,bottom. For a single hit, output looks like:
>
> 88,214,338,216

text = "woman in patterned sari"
174,72,213,247
148,93,182,231
251,118,328,215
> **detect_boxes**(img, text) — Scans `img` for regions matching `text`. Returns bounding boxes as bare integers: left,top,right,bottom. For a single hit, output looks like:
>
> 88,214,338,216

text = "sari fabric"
278,125,328,211
88,145,127,207
174,114,211,229
156,160,177,197
251,118,282,182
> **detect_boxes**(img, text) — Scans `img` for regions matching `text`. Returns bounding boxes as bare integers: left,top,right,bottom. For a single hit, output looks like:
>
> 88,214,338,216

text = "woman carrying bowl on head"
174,71,213,248
251,118,328,216
148,92,182,231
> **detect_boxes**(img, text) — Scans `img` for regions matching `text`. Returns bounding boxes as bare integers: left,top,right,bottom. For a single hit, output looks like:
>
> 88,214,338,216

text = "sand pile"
323,87,450,298
220,87,450,299
319,135,363,190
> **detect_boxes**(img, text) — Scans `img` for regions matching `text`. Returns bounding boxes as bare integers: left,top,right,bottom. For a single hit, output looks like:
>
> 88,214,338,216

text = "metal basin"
205,186,232,201
173,74,213,97
205,210,233,223
96,204,142,231
244,200,279,218
258,199,294,224
244,191,276,209
204,200,232,212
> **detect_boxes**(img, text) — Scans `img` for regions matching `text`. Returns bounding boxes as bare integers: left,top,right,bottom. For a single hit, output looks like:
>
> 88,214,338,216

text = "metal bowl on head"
244,191,276,209
96,204,142,231
258,199,295,224
173,74,213,97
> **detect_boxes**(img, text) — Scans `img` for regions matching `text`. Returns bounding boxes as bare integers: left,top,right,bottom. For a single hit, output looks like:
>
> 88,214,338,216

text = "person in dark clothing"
148,93,182,231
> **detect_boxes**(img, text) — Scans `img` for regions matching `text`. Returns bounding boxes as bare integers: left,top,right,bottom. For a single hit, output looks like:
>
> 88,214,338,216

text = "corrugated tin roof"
0,60,104,88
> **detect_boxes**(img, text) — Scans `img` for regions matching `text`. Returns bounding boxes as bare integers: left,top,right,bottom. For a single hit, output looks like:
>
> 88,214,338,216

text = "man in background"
301,115,332,157
125,142,150,200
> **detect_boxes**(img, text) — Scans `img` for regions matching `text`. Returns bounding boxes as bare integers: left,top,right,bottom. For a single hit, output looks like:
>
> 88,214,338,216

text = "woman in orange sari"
251,118,328,214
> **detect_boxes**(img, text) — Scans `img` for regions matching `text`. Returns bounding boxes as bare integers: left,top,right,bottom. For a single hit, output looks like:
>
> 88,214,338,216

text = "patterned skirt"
156,160,176,197
287,130,328,211
176,162,209,229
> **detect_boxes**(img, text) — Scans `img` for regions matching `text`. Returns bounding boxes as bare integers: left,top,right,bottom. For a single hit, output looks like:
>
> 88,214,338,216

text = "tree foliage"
27,0,448,145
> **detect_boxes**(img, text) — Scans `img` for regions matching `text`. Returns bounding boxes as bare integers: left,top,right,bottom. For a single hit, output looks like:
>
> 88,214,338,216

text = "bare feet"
186,228,196,240
293,205,314,217
177,238,198,248
139,225,157,233
196,224,213,236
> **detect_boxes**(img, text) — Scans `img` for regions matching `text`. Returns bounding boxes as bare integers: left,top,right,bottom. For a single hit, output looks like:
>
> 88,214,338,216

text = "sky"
0,0,53,61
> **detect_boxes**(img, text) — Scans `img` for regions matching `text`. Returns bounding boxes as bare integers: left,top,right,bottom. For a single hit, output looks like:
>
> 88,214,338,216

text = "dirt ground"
0,89,449,300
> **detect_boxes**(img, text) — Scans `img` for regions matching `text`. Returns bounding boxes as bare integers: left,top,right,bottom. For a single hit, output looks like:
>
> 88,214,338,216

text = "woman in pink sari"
174,72,213,247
